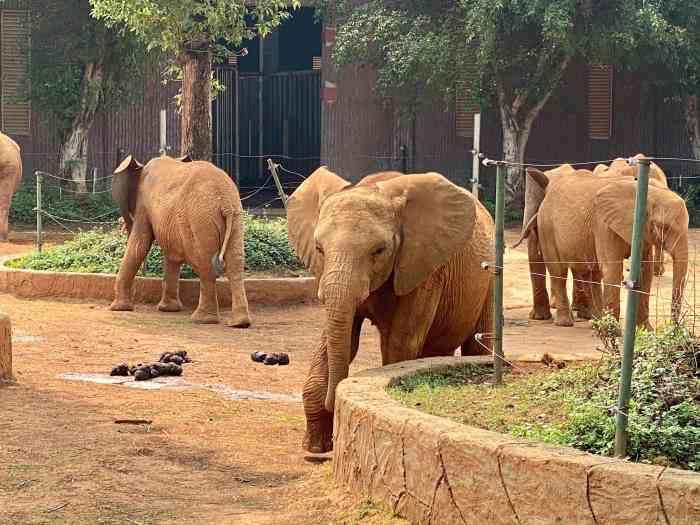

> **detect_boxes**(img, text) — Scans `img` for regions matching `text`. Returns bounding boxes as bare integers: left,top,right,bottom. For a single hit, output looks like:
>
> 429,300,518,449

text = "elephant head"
601,155,668,188
521,163,575,241
112,155,144,235
595,181,689,320
288,167,476,412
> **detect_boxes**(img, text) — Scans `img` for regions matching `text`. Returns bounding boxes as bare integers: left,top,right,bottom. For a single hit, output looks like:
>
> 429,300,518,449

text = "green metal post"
36,172,43,254
493,162,505,385
614,158,651,457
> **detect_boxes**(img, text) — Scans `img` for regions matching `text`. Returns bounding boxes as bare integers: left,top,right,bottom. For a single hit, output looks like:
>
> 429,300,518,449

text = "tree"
316,0,646,213
29,0,149,193
90,0,300,162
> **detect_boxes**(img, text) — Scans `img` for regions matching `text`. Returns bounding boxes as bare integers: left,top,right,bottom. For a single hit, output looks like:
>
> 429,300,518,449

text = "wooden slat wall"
1,9,30,135
589,65,613,140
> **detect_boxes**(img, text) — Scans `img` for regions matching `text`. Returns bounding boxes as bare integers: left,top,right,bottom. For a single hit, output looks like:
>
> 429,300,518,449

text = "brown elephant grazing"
109,155,251,327
288,167,494,453
0,132,22,241
519,167,688,329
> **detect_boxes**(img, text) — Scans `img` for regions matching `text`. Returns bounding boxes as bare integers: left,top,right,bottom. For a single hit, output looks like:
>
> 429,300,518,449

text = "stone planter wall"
333,357,700,525
0,257,317,307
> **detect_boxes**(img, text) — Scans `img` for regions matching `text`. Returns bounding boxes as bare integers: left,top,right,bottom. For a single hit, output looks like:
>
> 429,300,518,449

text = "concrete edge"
0,255,318,307
333,356,700,525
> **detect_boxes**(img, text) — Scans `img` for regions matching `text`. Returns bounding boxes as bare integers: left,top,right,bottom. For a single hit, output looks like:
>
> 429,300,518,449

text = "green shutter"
1,9,30,136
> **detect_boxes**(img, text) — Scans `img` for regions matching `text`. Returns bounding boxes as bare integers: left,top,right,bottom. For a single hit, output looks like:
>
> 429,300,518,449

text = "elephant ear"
287,166,350,276
376,173,477,296
112,155,143,234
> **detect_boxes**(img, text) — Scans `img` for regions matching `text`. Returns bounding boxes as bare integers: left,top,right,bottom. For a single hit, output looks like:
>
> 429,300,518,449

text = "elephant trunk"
668,232,689,322
319,254,367,413
521,170,546,239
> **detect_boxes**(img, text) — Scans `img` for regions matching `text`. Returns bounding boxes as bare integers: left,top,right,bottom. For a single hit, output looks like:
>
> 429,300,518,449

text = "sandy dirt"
1,227,698,525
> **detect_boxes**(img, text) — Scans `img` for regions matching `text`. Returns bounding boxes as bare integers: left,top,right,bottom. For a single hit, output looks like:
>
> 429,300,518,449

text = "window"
1,9,30,136
588,65,613,140
455,80,479,139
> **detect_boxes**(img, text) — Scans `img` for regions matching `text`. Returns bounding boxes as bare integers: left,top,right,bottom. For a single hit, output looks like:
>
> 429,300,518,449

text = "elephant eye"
372,245,386,257
316,243,324,255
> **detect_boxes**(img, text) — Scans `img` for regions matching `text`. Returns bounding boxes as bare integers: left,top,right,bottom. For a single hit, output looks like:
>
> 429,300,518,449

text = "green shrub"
7,213,303,275
10,186,119,225
515,316,700,470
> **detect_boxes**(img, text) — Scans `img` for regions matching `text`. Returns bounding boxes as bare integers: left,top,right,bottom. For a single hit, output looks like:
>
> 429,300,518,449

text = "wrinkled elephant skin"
109,155,251,327
0,133,22,241
288,168,495,453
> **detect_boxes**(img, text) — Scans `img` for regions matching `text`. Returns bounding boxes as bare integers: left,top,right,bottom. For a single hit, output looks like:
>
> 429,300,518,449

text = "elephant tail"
212,209,235,277
511,213,538,249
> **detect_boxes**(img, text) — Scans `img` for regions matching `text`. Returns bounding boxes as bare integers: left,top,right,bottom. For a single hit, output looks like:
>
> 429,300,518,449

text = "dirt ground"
1,227,698,525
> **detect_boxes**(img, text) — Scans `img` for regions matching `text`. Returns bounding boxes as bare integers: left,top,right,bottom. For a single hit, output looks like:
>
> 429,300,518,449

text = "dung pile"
110,351,192,381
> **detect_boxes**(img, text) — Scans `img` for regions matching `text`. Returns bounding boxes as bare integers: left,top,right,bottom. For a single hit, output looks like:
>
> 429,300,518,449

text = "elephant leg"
550,267,574,327
528,233,552,320
0,189,11,241
191,274,220,324
653,241,665,277
158,259,183,312
601,259,623,322
572,268,593,320
462,278,493,356
590,266,604,318
224,213,251,328
303,319,363,454
636,246,654,330
110,221,153,311
383,278,442,365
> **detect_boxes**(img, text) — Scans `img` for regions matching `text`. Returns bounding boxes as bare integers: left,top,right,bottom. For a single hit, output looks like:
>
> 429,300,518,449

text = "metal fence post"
267,158,288,211
471,113,481,199
35,171,43,254
614,158,651,457
400,144,407,174
159,109,167,156
493,161,506,385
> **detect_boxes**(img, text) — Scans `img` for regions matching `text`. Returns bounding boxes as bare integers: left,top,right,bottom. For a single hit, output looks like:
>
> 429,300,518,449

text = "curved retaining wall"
333,356,700,525
0,257,317,307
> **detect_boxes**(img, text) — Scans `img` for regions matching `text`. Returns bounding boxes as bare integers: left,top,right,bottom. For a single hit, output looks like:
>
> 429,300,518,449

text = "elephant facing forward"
288,167,494,453
110,155,251,327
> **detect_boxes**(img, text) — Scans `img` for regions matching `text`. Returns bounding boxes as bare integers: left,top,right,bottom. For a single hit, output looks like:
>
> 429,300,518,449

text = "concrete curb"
0,256,318,307
333,356,700,525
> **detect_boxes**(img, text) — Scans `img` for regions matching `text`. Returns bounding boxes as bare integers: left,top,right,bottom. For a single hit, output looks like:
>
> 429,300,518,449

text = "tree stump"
0,314,12,381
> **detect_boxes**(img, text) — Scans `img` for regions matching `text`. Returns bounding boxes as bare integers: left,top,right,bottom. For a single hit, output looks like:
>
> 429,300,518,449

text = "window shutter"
455,64,478,138
1,9,30,136
588,65,612,140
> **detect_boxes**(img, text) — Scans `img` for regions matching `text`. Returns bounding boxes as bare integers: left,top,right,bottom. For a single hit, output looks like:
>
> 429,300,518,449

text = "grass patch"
7,213,303,275
389,315,700,471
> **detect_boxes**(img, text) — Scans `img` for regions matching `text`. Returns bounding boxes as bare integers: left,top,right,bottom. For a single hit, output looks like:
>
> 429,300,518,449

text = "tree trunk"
500,121,530,215
684,95,700,160
59,61,104,194
179,47,213,161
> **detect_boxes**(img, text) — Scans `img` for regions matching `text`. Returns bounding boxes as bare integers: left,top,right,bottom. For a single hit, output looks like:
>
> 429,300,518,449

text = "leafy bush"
9,186,119,225
7,213,304,275
514,315,700,471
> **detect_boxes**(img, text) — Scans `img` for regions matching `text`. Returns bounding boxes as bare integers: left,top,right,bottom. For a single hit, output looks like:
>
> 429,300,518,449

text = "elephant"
109,154,251,327
518,167,688,328
287,167,494,453
522,155,669,320
0,132,22,241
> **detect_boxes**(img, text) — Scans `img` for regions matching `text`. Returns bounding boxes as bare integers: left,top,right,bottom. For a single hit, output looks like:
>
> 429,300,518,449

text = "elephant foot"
529,306,552,320
158,299,183,312
226,307,252,329
110,299,134,311
554,308,575,327
191,309,220,324
303,410,334,454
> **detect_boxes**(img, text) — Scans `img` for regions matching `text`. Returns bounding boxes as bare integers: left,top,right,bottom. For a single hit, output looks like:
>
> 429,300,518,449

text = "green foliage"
28,0,150,138
391,314,700,471
7,213,303,275
682,184,700,227
9,187,118,225
90,0,301,60
392,364,492,392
